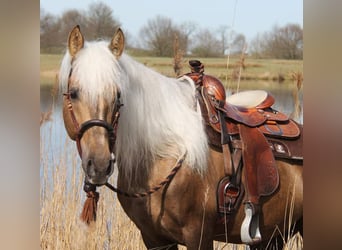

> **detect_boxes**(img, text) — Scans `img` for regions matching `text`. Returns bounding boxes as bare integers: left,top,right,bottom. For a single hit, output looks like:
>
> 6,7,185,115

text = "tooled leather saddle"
184,60,303,245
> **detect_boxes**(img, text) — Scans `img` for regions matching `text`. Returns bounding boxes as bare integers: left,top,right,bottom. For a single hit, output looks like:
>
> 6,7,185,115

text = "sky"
40,0,303,42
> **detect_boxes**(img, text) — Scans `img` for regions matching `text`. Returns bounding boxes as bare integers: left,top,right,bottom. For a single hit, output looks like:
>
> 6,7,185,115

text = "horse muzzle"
77,119,117,185
83,152,115,185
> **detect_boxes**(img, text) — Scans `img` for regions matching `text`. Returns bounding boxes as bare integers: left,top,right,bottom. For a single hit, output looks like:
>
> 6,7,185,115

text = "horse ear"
109,28,125,58
68,25,84,58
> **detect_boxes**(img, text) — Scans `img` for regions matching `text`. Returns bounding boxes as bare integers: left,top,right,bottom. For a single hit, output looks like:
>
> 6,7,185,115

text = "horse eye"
69,88,78,99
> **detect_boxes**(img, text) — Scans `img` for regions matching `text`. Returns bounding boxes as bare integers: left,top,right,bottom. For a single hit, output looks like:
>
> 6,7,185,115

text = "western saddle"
184,60,303,245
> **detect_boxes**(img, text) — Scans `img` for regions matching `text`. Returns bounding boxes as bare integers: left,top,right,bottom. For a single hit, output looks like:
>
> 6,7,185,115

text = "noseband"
64,69,122,158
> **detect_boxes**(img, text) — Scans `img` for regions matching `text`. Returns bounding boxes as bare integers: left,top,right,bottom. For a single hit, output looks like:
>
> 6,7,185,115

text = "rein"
78,152,186,224
79,153,186,224
105,152,186,198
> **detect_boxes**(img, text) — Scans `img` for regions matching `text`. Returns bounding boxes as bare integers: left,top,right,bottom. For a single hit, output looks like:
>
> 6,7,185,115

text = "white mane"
59,41,209,184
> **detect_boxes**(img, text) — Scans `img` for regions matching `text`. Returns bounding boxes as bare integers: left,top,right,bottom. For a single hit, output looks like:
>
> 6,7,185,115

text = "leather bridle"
63,68,123,159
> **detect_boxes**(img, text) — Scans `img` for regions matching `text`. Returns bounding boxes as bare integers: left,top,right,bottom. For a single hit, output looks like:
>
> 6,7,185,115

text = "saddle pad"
267,123,303,160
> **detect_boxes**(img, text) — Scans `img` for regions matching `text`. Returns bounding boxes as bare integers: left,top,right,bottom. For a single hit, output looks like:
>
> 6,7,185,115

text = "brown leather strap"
222,144,231,176
217,102,234,177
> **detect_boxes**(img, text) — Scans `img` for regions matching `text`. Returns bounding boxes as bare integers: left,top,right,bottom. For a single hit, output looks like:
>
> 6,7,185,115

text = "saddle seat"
226,90,274,109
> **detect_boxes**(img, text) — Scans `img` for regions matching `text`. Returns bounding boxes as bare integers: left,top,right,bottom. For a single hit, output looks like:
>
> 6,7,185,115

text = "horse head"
62,25,125,185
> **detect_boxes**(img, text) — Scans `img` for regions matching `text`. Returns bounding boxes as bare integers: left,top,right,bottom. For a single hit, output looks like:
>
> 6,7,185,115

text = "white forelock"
59,41,121,106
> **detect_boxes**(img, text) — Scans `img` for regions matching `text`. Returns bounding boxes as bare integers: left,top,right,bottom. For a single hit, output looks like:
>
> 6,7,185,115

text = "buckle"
224,183,240,213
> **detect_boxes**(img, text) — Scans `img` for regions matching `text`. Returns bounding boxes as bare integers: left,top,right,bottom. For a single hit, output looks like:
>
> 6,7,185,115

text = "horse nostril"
87,159,92,167
84,157,113,180
86,159,95,176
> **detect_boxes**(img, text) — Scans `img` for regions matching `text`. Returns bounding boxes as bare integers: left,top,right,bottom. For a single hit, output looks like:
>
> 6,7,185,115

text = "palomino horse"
60,25,303,249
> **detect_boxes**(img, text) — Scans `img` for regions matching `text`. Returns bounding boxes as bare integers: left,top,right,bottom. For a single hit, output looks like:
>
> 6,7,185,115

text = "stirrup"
240,202,262,245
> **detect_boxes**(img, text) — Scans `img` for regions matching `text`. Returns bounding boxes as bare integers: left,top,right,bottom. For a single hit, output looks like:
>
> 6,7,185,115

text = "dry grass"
289,71,303,121
173,34,184,77
40,120,147,249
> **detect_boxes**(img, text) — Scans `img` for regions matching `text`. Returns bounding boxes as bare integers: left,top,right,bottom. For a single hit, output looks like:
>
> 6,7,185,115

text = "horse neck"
114,55,208,187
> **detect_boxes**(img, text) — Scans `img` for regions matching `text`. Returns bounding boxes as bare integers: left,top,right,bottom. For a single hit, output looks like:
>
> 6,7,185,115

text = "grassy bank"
40,53,303,88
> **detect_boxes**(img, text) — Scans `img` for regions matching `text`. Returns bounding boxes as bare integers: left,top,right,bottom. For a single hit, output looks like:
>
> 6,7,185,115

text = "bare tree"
250,23,303,59
85,2,121,40
217,25,229,55
231,33,246,54
139,16,175,56
249,32,266,58
189,26,245,57
139,16,195,56
271,24,303,59
178,21,197,54
40,8,61,51
191,28,221,57
41,3,122,52
59,10,86,44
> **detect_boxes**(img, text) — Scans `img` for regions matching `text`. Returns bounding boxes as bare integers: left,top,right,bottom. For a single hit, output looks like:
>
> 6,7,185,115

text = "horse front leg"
141,231,179,250
181,217,215,250
186,239,213,250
